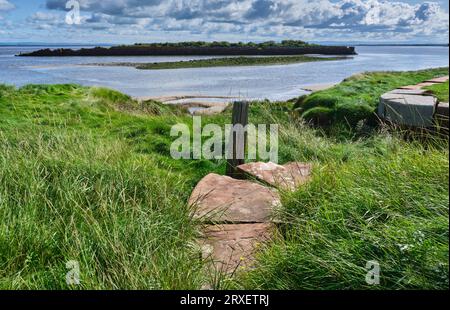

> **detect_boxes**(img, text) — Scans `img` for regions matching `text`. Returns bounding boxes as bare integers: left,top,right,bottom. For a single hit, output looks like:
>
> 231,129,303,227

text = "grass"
0,84,220,289
425,81,449,102
0,68,448,289
294,68,449,126
234,125,449,289
91,56,347,70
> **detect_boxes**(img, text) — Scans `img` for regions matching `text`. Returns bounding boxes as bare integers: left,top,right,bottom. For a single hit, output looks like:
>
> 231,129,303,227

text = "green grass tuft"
425,81,449,102
234,125,449,289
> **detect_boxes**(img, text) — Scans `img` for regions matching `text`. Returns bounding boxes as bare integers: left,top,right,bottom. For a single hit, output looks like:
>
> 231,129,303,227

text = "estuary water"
0,45,448,101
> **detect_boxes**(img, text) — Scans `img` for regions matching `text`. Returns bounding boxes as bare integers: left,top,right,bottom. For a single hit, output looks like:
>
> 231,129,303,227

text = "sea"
0,45,448,101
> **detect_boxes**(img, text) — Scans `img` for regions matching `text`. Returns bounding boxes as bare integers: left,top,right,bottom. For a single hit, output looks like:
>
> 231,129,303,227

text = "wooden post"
226,101,249,178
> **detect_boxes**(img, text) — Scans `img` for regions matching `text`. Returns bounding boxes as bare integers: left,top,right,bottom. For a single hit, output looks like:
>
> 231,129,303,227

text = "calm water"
0,45,448,101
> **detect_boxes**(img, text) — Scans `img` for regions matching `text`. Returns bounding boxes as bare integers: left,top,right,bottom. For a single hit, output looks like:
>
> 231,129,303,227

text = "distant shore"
86,55,349,70
353,43,448,47
17,41,356,57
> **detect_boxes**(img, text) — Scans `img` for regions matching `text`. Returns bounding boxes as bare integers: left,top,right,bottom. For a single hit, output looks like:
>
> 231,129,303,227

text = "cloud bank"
0,0,14,12
12,0,450,42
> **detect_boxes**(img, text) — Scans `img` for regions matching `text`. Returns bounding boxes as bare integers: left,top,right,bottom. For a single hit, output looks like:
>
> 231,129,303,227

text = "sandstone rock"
417,82,438,88
425,76,449,84
386,89,430,96
399,83,436,90
189,174,281,223
200,223,274,274
237,162,312,191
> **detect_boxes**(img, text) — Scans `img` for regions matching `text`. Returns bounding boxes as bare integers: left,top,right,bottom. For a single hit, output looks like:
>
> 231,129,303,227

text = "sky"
0,0,448,44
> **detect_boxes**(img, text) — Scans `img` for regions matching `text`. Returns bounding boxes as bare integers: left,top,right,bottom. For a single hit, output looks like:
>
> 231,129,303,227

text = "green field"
0,68,448,289
92,55,346,70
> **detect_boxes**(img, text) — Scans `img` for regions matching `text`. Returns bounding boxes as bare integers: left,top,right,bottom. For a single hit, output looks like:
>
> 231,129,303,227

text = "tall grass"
0,84,229,289
425,81,449,103
0,130,206,289
232,107,449,290
0,77,448,289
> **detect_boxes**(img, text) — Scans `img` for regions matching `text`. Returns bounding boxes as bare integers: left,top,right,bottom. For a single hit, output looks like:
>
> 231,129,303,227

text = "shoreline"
84,55,349,70
135,94,239,103
17,44,356,57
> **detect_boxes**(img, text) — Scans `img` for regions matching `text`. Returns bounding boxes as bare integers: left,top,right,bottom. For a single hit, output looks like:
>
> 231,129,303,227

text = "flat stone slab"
378,93,437,127
436,102,449,117
400,85,426,90
189,173,281,223
400,83,437,90
418,82,438,87
425,76,449,83
237,162,312,191
200,223,273,274
386,89,430,96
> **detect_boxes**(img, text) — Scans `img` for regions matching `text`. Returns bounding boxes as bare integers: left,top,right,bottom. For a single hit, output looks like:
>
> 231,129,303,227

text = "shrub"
293,95,308,110
19,84,80,96
90,87,132,104
301,106,334,126
334,103,374,127
300,94,339,112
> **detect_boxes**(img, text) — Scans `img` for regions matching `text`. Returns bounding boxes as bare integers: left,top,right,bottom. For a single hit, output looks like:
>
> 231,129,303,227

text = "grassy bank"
295,68,449,126
425,81,449,102
91,55,347,70
0,69,448,289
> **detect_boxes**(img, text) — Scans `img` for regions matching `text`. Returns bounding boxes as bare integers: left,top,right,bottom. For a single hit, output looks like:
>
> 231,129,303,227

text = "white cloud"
0,0,14,11
27,11,67,30
21,0,449,42
0,0,14,35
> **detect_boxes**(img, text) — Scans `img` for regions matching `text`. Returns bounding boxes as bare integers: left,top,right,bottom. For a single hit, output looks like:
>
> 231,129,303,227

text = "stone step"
199,223,274,274
400,82,437,90
400,85,426,90
189,173,281,223
386,89,431,96
237,162,312,192
425,76,449,83
417,82,439,88
436,102,449,117
378,93,437,127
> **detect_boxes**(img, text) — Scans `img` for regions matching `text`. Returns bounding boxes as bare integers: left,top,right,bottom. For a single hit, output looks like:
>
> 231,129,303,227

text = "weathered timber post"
226,101,249,178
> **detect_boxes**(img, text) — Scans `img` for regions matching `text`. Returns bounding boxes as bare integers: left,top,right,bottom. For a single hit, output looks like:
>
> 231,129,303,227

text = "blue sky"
0,0,448,44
